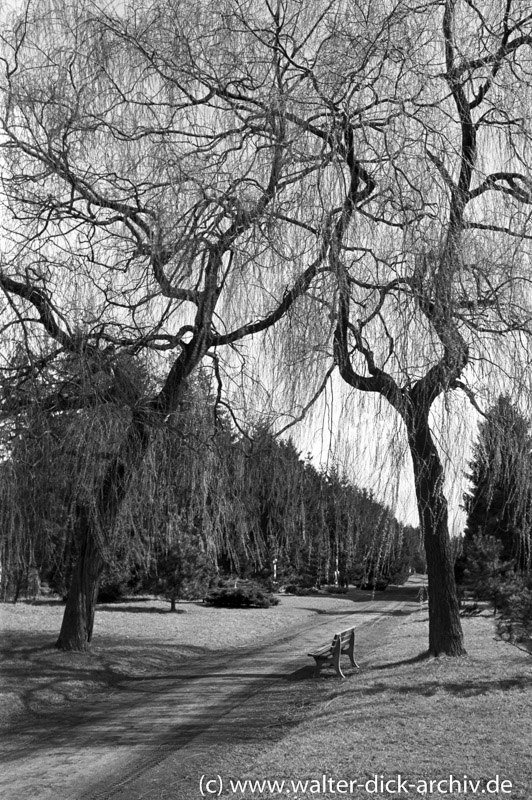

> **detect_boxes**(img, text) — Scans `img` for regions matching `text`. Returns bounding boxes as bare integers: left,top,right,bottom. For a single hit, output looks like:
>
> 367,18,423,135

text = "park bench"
308,627,360,678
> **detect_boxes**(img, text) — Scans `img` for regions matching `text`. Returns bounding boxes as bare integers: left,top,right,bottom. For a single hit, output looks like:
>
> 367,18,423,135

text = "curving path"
1,582,424,800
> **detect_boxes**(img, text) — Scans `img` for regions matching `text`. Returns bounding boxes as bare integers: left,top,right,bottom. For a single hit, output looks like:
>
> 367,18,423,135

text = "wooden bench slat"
308,644,335,657
308,630,354,657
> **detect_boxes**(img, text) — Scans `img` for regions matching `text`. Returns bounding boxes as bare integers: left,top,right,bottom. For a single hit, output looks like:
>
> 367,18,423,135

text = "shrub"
204,580,279,608
97,577,130,603
96,561,134,602
283,584,320,596
495,573,532,644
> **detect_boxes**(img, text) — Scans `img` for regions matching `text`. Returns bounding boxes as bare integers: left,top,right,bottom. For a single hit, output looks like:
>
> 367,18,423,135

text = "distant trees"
0,370,416,606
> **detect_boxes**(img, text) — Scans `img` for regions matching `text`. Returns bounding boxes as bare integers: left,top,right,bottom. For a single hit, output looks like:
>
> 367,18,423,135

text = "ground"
1,577,531,800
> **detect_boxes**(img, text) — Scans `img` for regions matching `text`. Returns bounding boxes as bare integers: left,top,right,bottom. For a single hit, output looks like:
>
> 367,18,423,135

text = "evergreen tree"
460,533,512,601
463,396,532,572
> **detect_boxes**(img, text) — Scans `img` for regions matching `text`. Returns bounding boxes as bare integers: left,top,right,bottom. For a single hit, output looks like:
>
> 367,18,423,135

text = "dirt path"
1,585,423,800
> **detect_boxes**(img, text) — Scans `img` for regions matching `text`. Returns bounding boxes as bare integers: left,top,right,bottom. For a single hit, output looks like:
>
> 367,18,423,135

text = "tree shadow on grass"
1,631,211,729
22,598,66,607
14,598,178,612
298,607,413,619
369,651,433,669
297,608,357,617
96,605,185,614
359,674,532,697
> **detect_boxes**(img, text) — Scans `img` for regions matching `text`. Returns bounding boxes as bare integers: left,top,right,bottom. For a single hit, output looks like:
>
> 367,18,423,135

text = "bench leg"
332,637,345,679
313,657,325,678
347,629,360,669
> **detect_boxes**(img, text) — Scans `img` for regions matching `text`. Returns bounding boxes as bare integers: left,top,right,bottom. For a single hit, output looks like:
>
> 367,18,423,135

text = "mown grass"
202,611,532,800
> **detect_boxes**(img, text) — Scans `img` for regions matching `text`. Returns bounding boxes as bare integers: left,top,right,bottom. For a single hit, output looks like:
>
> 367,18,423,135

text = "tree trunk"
407,405,466,656
56,505,104,651
56,412,151,651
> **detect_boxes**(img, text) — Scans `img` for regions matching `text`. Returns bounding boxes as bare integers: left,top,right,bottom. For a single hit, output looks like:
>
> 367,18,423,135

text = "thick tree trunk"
407,406,466,656
56,413,151,651
56,505,104,651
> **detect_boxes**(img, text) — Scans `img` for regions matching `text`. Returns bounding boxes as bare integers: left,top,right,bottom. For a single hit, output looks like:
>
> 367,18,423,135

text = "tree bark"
56,504,104,651
56,412,151,651
406,402,466,656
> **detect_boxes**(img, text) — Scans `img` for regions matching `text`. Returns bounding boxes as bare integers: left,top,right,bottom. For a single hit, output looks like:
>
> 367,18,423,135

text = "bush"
284,584,320,596
204,580,279,608
97,578,130,603
324,584,349,594
96,562,133,602
495,573,532,644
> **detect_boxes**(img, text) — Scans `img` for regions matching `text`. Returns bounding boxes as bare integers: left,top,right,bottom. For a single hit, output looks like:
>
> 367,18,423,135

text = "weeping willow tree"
241,0,532,655
0,388,135,607
0,368,229,606
326,0,532,654
0,0,345,649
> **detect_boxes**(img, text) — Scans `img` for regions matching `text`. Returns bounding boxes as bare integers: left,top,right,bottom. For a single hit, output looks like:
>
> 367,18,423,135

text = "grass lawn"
210,611,532,800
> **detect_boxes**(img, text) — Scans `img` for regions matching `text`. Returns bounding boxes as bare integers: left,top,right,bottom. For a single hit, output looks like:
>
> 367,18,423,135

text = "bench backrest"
333,628,354,645
308,626,355,658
